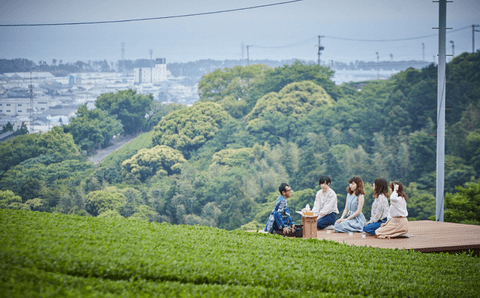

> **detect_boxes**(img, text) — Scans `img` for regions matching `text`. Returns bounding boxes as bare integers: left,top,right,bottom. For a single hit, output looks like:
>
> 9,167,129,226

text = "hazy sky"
1,0,479,64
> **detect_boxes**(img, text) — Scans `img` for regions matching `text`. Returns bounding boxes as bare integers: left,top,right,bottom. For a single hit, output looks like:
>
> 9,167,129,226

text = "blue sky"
0,0,479,64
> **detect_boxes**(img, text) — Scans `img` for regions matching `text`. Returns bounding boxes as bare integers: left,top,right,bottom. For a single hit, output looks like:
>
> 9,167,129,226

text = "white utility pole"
435,0,447,222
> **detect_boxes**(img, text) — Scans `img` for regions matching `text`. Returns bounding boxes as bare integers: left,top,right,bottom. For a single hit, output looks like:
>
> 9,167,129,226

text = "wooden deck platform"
316,220,480,256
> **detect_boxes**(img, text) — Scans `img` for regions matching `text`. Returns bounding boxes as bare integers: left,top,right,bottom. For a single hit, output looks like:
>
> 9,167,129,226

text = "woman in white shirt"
363,178,389,235
312,176,339,229
375,182,409,239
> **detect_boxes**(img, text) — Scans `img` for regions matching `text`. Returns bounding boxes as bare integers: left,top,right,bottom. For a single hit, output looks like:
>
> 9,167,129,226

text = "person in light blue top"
333,176,366,233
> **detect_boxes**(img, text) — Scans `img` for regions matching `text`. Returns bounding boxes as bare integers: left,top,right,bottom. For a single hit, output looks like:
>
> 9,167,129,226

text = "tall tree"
37,126,81,158
16,122,29,135
0,133,40,178
446,51,480,123
0,190,22,209
146,103,186,130
198,64,268,103
244,81,334,144
64,104,123,151
152,102,230,157
409,131,436,182
122,145,187,182
95,89,153,134
85,187,126,216
465,131,480,176
444,181,480,225
1,122,14,133
246,60,341,108
198,64,269,118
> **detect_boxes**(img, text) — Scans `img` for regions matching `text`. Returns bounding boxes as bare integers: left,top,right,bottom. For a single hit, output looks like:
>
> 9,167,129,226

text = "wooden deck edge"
412,244,480,257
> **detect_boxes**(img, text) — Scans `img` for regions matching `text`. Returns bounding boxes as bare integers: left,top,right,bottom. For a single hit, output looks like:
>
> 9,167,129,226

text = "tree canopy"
122,145,186,182
198,64,269,118
146,103,186,130
152,102,230,157
210,147,254,168
0,126,81,181
64,104,123,151
444,181,480,225
0,133,41,178
246,60,341,108
244,81,334,142
1,122,14,133
245,81,334,122
0,190,22,209
37,126,81,158
198,64,268,103
95,89,153,134
85,187,126,216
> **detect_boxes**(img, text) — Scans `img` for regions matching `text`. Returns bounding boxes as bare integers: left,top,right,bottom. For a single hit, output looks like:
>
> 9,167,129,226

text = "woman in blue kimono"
333,176,366,233
264,183,296,235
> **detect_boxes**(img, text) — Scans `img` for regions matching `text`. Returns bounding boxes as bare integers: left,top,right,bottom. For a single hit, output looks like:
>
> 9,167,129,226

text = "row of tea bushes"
1,209,479,297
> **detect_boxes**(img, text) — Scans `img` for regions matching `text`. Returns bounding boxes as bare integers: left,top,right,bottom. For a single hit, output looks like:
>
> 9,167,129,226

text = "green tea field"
1,209,479,297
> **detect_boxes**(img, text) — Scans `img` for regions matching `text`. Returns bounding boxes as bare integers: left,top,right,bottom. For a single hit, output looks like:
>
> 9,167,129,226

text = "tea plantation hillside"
1,209,479,297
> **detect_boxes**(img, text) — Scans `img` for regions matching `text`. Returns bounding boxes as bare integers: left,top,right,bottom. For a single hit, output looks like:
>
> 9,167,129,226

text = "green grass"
101,130,154,167
1,209,479,297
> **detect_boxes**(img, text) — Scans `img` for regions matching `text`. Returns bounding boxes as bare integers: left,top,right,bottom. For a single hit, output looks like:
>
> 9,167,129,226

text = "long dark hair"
374,178,389,199
390,181,407,201
346,177,365,196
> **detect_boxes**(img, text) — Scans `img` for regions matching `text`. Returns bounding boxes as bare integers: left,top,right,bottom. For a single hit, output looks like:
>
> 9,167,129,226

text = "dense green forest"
1,52,479,229
2,209,479,297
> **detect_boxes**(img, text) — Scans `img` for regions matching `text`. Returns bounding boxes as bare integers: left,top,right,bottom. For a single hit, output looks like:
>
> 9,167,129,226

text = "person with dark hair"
311,176,339,230
363,178,389,235
263,183,296,235
333,177,366,233
375,182,409,239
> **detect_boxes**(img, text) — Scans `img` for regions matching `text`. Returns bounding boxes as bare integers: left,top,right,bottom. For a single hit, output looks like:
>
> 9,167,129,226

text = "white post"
436,0,446,222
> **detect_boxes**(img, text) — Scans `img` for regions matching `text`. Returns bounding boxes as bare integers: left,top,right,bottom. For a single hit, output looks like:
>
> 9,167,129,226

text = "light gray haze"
1,0,479,64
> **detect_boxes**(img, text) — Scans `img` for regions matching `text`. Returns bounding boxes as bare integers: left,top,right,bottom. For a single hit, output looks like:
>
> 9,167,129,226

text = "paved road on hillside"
88,135,137,165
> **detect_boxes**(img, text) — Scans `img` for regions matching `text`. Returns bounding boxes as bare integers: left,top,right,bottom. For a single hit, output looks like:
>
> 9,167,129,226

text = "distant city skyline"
1,0,479,64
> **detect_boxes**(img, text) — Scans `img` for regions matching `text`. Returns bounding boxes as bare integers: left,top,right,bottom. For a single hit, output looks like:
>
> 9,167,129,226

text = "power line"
248,26,471,51
325,26,470,42
0,0,302,27
252,37,316,49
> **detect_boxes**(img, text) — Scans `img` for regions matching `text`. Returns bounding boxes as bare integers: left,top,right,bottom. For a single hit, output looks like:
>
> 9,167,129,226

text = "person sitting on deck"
311,176,339,230
363,178,389,235
264,183,296,236
333,176,366,233
375,182,409,239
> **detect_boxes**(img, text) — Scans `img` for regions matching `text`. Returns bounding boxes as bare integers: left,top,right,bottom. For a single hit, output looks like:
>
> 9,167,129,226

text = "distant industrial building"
1,72,55,81
0,59,202,133
134,58,167,84
6,87,30,98
0,97,50,116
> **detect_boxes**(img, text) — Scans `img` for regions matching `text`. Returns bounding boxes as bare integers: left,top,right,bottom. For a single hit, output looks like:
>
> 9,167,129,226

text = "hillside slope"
1,209,479,297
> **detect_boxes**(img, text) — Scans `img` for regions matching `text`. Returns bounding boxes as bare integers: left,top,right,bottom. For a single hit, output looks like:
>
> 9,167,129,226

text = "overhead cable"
251,26,472,49
0,0,302,27
324,26,471,42
252,37,316,49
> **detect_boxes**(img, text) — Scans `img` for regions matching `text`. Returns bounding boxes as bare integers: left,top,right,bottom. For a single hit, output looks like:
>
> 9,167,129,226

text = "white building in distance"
1,72,55,81
0,97,51,117
134,58,167,84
